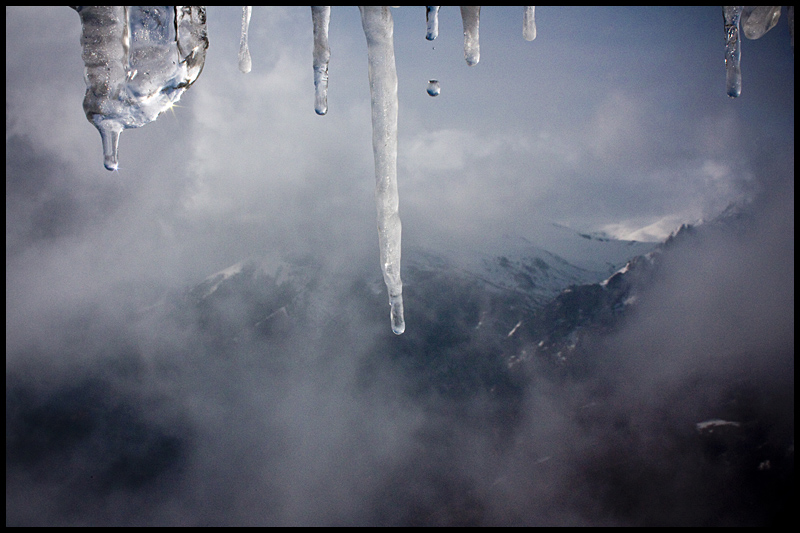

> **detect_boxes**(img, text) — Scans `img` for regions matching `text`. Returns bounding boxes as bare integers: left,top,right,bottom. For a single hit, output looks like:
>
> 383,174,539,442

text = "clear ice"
723,6,742,98
312,6,332,116
71,7,785,333
460,6,481,66
523,6,537,41
359,6,405,335
741,6,781,40
74,6,208,170
239,6,252,74
426,6,440,41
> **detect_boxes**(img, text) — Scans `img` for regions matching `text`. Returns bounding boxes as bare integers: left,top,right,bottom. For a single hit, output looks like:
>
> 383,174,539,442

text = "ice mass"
73,6,791,334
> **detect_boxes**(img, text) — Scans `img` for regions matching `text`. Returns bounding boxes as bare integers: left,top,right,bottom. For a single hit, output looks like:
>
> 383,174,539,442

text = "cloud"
5,6,793,526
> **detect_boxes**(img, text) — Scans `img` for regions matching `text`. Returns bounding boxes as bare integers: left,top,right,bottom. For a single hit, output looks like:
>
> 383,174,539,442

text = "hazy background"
6,6,794,526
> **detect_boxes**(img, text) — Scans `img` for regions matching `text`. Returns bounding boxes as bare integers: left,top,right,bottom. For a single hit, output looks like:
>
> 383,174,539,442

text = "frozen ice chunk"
741,6,781,40
74,6,208,170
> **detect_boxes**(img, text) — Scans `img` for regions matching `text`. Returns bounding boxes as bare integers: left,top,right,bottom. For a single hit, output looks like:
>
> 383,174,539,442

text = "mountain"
7,208,791,526
177,224,658,346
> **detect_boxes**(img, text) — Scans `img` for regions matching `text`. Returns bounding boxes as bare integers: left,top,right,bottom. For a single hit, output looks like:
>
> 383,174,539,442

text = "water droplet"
427,79,440,97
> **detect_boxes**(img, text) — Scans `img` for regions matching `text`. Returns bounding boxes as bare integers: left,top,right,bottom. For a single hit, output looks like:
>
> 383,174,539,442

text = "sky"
5,6,795,526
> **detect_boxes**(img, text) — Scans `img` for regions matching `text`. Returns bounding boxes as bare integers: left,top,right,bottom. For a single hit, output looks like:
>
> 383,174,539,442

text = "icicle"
741,6,781,40
74,6,208,170
239,6,252,73
523,6,536,41
359,6,405,335
311,6,331,115
460,6,481,66
723,6,742,98
426,6,440,41
427,79,441,96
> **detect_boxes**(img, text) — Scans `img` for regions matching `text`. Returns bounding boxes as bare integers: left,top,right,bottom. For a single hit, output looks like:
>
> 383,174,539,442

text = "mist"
6,6,794,526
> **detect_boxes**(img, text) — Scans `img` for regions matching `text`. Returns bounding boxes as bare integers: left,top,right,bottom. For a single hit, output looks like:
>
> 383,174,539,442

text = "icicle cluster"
74,6,793,332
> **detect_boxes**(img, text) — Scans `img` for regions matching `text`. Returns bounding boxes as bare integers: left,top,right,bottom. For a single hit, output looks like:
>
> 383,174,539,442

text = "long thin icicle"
359,6,404,335
311,6,331,115
239,6,252,73
723,6,742,98
426,6,440,41
523,6,536,41
460,6,481,66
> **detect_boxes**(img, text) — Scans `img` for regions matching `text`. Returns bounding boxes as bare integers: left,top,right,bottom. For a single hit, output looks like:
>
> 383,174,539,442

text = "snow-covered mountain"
183,223,658,338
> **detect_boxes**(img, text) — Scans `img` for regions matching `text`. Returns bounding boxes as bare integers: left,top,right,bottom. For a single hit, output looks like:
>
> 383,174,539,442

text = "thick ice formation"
741,6,781,40
359,6,405,335
74,6,208,170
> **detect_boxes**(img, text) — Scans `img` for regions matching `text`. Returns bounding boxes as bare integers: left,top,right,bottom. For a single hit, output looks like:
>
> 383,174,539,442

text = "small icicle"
460,6,481,66
427,79,440,96
741,6,781,40
723,6,742,98
426,6,439,40
359,6,405,335
311,6,331,115
523,6,536,41
95,118,124,171
239,6,252,73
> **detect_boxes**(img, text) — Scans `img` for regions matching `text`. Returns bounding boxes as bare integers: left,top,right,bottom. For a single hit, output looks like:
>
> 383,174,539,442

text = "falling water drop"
723,6,742,98
312,6,331,115
427,79,440,96
426,6,439,41
239,6,252,73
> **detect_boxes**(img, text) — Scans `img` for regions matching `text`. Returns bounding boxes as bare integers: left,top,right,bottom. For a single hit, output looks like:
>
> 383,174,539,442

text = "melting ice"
74,6,208,170
72,7,791,333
